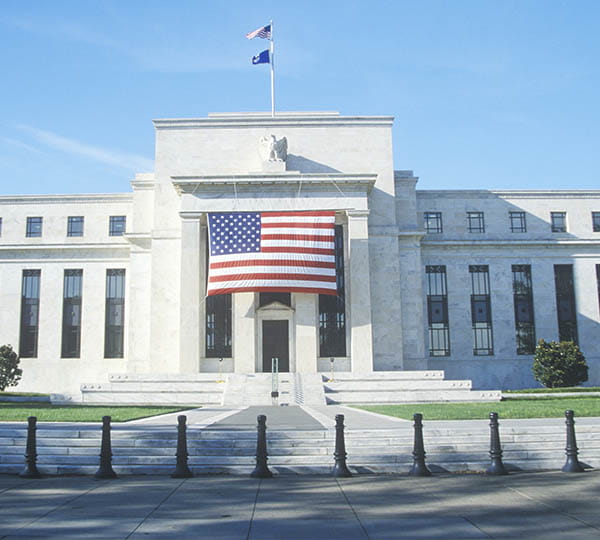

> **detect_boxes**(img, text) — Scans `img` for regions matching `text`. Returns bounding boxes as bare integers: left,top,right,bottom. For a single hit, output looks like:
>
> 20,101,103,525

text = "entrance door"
262,320,289,372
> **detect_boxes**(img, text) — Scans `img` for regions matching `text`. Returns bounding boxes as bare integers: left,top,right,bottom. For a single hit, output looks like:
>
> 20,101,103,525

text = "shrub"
532,339,588,388
0,345,23,391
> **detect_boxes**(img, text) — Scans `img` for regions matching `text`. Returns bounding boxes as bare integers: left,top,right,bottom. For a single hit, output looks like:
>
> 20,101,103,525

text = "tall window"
0,217,3,237
469,265,493,355
105,269,125,358
592,212,600,232
596,265,600,315
109,216,126,236
26,217,42,237
67,216,84,237
206,294,232,357
424,212,443,233
512,265,535,354
426,265,450,356
554,264,578,344
509,211,527,233
467,212,485,233
551,212,567,232
62,270,83,358
319,225,346,357
19,270,41,358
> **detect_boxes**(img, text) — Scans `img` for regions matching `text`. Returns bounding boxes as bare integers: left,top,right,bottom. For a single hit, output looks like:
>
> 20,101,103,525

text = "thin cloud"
0,136,46,155
17,125,153,172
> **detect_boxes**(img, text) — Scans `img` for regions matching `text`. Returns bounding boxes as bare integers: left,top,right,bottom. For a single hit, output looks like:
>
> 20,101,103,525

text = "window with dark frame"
596,265,600,316
426,265,450,356
424,212,443,234
512,265,536,355
319,225,346,357
19,270,41,358
509,211,527,233
0,217,3,237
104,269,125,358
469,265,494,355
67,216,84,237
551,212,567,233
554,264,578,344
206,294,232,357
467,212,485,233
592,212,600,232
109,215,126,236
61,270,83,358
26,217,42,237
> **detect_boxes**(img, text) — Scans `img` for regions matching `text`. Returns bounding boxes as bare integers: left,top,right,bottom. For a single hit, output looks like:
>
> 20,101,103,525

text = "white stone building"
1,111,599,402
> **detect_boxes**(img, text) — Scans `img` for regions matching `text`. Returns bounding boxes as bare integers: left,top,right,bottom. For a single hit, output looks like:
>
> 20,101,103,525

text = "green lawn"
0,403,194,422
503,387,600,394
355,397,600,420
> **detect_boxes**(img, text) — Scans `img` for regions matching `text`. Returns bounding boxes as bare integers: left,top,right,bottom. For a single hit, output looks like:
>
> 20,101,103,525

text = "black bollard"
332,414,352,477
409,413,431,476
251,414,273,478
19,416,41,479
486,412,508,475
562,410,585,473
171,415,193,478
94,416,117,479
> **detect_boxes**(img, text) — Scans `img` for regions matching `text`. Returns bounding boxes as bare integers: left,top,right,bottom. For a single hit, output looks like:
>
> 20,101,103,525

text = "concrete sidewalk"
1,471,599,539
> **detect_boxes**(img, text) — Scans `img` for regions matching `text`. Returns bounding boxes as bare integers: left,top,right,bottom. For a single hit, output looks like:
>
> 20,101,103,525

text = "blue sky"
1,0,599,195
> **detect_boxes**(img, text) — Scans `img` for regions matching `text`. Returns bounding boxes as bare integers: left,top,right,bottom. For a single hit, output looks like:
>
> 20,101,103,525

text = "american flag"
207,211,337,296
245,24,271,40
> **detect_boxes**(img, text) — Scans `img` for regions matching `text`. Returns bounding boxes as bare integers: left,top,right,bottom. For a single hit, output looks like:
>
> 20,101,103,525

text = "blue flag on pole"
252,50,270,65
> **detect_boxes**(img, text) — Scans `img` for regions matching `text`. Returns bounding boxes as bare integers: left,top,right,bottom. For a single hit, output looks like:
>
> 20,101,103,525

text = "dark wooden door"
262,320,289,372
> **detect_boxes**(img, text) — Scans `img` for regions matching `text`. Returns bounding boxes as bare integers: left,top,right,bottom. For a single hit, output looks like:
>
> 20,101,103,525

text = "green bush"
0,345,23,391
532,339,588,388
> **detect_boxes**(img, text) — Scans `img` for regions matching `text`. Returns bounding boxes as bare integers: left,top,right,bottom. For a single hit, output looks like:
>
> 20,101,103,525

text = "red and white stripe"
207,211,337,296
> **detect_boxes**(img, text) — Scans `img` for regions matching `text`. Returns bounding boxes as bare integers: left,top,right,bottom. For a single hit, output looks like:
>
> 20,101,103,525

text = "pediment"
256,301,295,313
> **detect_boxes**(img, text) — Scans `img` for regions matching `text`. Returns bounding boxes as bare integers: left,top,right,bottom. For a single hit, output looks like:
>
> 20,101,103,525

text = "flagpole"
270,20,275,117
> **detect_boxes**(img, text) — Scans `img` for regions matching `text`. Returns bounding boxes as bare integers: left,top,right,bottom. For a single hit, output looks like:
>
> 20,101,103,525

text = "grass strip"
503,387,600,394
354,397,600,420
0,403,194,423
0,392,50,397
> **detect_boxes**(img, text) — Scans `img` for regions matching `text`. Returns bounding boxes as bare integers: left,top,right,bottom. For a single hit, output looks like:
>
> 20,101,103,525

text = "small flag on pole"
252,50,270,65
246,24,272,40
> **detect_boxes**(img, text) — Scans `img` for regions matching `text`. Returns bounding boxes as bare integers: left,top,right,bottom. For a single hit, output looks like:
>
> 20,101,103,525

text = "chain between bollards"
19,416,41,479
94,415,117,479
409,413,431,476
486,412,508,475
332,414,352,477
171,415,193,478
562,409,585,473
251,414,273,478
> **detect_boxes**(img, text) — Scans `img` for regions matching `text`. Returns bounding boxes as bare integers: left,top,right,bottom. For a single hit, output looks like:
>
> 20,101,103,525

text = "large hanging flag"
207,211,337,296
246,24,272,40
252,49,270,65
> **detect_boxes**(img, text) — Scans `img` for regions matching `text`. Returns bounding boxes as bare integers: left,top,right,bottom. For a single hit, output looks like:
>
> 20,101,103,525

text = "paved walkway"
1,471,599,539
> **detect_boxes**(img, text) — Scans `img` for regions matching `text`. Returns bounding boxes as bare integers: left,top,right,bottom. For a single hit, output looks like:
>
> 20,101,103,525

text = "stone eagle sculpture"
259,134,288,162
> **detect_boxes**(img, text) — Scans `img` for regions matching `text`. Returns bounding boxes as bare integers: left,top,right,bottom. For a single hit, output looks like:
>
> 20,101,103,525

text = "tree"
0,345,22,391
532,339,588,388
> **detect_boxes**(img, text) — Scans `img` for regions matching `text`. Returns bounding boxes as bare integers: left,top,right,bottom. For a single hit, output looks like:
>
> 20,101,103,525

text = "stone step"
324,380,473,391
325,390,502,403
323,371,446,381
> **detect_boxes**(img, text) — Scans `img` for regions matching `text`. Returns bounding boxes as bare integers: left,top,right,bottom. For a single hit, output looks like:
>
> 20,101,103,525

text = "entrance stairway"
322,371,501,404
78,371,499,405
1,419,598,475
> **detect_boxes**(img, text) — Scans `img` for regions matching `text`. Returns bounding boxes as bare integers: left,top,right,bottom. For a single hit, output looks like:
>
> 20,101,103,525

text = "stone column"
233,293,256,373
295,294,318,373
347,210,374,373
179,213,202,373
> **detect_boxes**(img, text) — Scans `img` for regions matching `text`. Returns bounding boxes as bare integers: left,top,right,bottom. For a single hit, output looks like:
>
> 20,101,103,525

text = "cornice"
417,190,600,200
0,193,133,205
172,173,377,194
421,239,600,248
154,114,394,130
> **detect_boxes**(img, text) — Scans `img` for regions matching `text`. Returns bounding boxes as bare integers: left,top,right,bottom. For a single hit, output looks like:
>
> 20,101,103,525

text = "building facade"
1,112,599,400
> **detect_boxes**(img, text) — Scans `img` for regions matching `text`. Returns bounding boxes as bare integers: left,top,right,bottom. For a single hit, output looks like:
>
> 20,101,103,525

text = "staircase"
322,371,501,404
1,419,598,475
80,374,226,405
